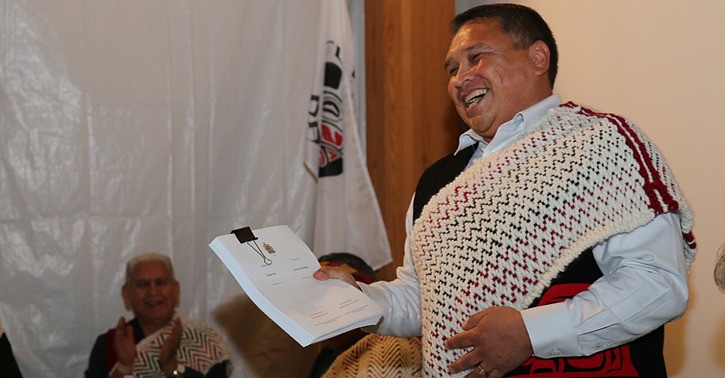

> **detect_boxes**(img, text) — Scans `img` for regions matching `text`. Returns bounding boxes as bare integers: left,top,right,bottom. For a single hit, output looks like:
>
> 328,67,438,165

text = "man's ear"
121,284,131,311
173,280,181,308
529,40,550,78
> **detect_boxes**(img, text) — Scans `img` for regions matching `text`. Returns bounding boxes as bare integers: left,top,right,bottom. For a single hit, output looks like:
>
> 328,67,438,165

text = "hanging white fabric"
0,1,387,376
304,0,392,270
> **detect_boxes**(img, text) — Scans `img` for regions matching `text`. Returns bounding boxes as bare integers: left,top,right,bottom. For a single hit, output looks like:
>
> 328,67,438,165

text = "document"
209,225,384,347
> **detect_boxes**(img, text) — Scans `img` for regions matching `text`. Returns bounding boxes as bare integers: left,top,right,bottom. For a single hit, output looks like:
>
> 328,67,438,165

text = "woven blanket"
322,334,423,378
411,102,696,377
132,313,230,377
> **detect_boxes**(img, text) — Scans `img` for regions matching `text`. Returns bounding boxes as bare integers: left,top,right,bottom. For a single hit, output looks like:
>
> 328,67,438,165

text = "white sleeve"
359,197,422,337
522,212,689,358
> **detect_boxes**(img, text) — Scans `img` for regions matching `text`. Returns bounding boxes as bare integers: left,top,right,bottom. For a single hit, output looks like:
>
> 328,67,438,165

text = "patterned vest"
411,103,696,377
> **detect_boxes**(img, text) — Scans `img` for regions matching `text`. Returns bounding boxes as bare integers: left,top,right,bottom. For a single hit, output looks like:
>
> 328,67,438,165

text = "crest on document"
307,40,347,178
263,242,276,255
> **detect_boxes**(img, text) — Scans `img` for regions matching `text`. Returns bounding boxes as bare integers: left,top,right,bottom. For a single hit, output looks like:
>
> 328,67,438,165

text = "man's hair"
125,253,175,284
450,3,558,87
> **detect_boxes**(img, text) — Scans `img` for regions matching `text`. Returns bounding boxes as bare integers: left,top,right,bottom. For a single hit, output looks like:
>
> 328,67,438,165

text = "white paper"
209,225,384,347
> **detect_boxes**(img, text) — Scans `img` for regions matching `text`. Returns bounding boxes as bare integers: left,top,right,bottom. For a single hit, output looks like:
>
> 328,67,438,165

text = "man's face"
445,19,547,141
122,261,179,327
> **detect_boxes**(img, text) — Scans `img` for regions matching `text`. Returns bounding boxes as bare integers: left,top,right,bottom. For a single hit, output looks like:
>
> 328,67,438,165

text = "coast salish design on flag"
308,41,345,178
304,0,391,270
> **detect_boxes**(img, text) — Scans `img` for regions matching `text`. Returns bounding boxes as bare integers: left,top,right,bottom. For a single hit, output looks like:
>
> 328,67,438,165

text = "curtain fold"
0,1,386,376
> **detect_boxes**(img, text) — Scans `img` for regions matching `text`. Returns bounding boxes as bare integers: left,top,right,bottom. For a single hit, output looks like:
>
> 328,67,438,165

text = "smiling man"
315,3,696,378
443,13,552,142
85,254,231,378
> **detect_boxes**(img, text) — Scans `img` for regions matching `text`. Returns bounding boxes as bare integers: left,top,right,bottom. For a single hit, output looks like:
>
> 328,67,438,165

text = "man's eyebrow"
464,43,489,53
444,43,490,69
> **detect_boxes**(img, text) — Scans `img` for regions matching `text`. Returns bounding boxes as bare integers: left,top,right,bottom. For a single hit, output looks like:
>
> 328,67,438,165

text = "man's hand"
445,306,533,378
113,316,137,367
313,266,360,289
159,318,183,377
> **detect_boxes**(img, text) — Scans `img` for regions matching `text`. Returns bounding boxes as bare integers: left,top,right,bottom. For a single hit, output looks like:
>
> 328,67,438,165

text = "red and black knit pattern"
411,103,696,377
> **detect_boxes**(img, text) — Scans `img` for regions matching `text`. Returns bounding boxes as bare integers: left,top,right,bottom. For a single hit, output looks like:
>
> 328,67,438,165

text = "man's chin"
139,311,174,324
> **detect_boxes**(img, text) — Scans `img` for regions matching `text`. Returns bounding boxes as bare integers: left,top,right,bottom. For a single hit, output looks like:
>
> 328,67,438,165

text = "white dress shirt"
360,94,689,358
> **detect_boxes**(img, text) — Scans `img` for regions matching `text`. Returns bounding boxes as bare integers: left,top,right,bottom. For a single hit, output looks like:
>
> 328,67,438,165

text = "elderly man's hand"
445,306,533,378
313,266,360,289
113,316,137,367
159,317,183,376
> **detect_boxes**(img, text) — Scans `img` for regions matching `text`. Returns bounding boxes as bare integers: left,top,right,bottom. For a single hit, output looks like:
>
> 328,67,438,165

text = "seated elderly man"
85,253,231,377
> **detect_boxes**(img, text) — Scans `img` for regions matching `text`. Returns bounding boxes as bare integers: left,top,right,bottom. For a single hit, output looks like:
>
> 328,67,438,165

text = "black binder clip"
232,226,273,265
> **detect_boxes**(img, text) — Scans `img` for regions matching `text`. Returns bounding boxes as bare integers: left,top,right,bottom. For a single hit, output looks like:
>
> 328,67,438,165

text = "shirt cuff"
359,282,421,337
521,302,580,358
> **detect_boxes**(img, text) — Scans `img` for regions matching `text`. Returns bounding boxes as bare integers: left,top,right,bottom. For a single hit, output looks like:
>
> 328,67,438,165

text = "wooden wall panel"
365,0,459,280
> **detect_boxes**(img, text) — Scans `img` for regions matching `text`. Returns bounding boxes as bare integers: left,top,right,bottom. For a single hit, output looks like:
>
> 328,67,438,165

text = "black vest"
412,145,666,377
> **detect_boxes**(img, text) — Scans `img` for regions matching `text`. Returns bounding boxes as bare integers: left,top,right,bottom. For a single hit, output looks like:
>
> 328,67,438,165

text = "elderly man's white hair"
716,244,725,292
125,253,175,284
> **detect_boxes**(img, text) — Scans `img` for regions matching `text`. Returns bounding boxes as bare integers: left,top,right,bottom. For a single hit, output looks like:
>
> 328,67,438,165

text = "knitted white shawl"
411,102,696,377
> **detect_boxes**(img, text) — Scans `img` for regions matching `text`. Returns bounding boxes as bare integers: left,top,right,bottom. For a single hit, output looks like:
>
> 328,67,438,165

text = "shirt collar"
454,94,561,155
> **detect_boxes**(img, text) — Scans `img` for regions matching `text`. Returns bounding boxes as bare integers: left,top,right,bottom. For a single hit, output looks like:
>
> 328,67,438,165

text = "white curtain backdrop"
0,1,388,376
